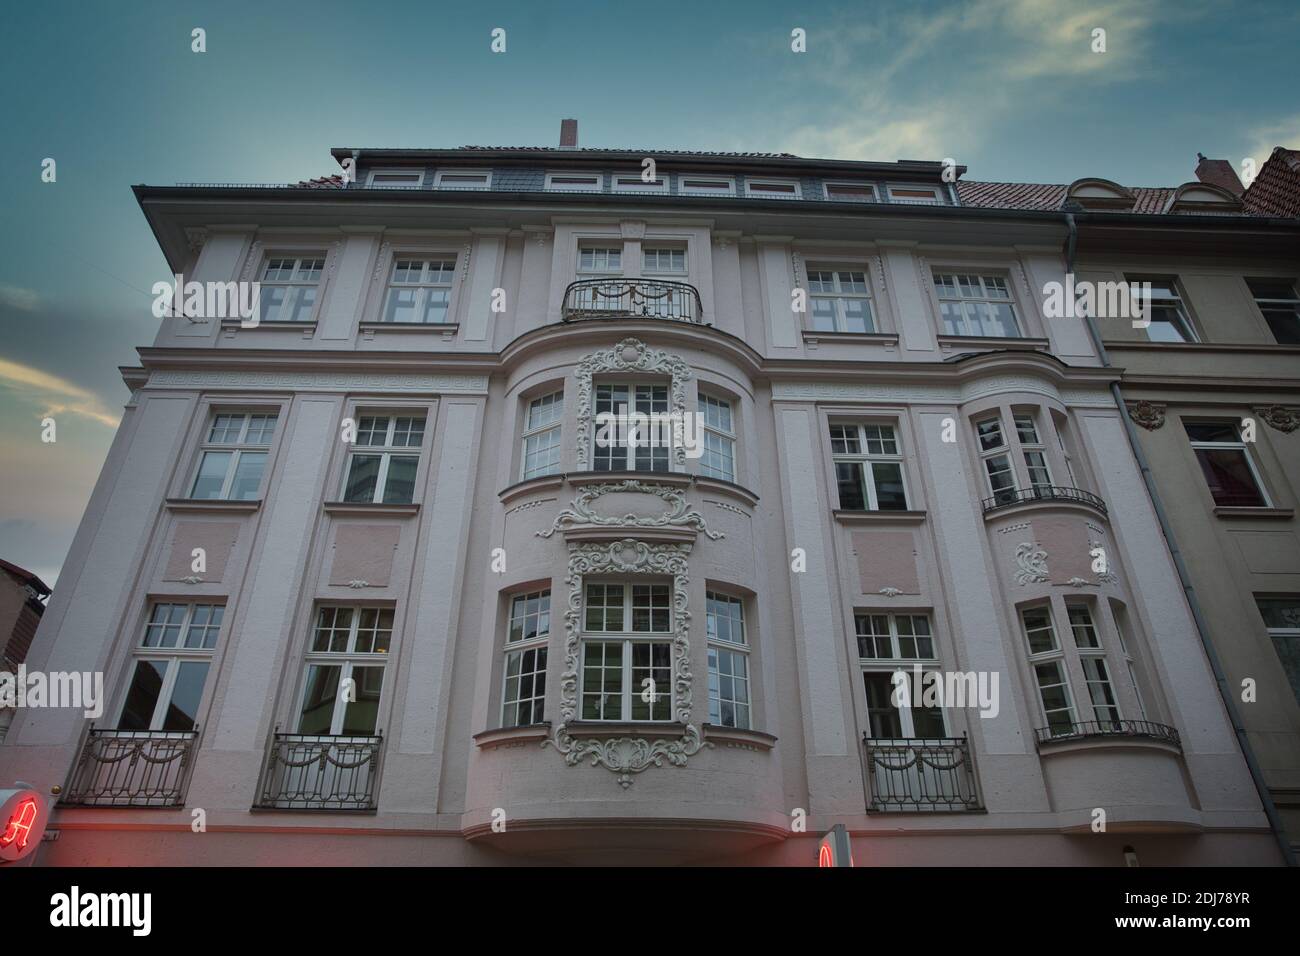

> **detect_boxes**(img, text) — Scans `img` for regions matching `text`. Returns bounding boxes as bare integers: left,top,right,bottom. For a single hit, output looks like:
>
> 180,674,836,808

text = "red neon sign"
0,798,38,851
818,843,834,868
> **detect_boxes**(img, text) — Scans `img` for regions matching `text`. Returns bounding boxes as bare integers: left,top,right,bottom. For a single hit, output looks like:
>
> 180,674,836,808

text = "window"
744,178,801,199
521,392,564,480
933,273,1019,337
1256,597,1300,704
974,416,1016,504
1184,421,1269,507
259,255,325,323
580,582,673,721
706,592,750,729
366,169,423,188
855,613,936,661
807,267,874,333
888,185,942,203
642,247,686,274
433,170,491,190
578,245,622,275
297,606,392,736
502,590,550,727
545,172,602,192
593,383,670,472
189,411,277,500
1247,278,1300,345
823,182,877,202
1014,413,1053,494
612,174,668,193
678,176,735,196
342,414,426,504
1068,604,1119,726
117,603,224,731
1019,606,1076,736
382,257,455,324
699,393,735,482
1129,276,1196,343
830,423,907,510
858,613,944,738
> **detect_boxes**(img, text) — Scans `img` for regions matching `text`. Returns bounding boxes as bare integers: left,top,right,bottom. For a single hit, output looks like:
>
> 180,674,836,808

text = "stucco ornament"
1255,405,1300,433
536,480,723,540
573,338,692,469
879,587,902,598
347,580,370,589
1066,577,1094,588
181,575,204,585
544,538,709,787
1126,400,1165,430
1014,543,1050,585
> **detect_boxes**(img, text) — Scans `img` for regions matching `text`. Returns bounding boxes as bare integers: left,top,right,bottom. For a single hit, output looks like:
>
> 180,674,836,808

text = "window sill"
833,509,927,525
359,322,460,335
564,721,687,739
692,475,760,507
165,497,262,514
473,723,552,750
936,334,1049,350
322,501,421,517
218,319,317,330
499,473,567,504
801,330,899,347
1213,506,1294,519
567,470,693,489
702,724,777,751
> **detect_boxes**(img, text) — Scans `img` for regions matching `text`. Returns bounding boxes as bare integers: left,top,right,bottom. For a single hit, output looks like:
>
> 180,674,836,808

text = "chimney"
1194,152,1244,196
559,118,578,149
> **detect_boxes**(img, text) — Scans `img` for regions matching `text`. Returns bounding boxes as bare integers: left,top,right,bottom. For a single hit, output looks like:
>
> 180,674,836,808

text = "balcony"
1035,720,1180,749
562,278,703,324
981,485,1108,517
62,728,199,807
863,735,983,812
254,732,384,812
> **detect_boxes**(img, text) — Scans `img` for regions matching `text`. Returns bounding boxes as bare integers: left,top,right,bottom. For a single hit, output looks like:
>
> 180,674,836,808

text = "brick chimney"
559,119,578,149
1194,152,1244,196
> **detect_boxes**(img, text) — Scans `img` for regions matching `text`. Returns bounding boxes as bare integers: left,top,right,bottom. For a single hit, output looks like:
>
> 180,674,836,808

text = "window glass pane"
162,661,209,731
341,666,384,734
209,414,244,443
631,642,672,720
836,461,867,510
862,673,904,738
976,419,1004,451
298,665,341,734
1183,421,1240,444
118,660,167,730
229,452,266,500
581,641,622,720
1022,607,1057,654
185,604,224,649
144,603,186,648
344,455,382,503
391,416,425,447
1192,448,1266,506
381,455,419,504
190,451,231,499
1257,598,1300,630
384,287,419,323
871,462,908,510
313,606,354,652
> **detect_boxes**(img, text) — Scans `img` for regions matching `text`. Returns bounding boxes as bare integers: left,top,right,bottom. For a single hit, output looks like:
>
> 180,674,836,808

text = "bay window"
580,582,673,722
699,393,735,482
521,392,563,479
706,591,750,729
502,590,550,727
593,383,670,472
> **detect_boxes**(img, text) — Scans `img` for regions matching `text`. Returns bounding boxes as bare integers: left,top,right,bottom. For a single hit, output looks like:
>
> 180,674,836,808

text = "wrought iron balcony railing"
254,732,384,812
62,728,199,807
863,735,983,812
981,484,1108,517
562,278,703,324
1035,719,1181,749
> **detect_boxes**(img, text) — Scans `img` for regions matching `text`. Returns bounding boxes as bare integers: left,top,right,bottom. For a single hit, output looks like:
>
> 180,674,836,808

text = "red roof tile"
1243,148,1300,218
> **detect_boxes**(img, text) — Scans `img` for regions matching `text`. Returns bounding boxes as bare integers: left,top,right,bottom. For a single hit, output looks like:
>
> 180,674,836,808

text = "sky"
1,0,1298,586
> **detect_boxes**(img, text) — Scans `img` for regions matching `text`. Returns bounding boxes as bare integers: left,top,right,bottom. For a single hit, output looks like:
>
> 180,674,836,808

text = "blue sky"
1,0,1298,584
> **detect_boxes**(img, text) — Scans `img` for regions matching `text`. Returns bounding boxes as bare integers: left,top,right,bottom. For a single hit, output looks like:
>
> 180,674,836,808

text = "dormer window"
366,169,424,188
1163,182,1244,215
612,174,668,193
678,176,735,196
888,185,942,204
1065,178,1135,211
824,182,877,202
433,170,491,190
545,172,603,192
744,178,801,199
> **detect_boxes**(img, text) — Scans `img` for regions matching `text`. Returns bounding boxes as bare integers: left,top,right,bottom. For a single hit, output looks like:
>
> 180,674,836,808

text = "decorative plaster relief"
536,480,723,540
1255,405,1300,433
1126,400,1165,430
1014,542,1050,585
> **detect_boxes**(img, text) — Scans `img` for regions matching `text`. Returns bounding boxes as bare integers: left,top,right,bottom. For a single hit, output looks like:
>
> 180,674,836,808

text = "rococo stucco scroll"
543,538,709,787
536,479,723,540
573,338,692,469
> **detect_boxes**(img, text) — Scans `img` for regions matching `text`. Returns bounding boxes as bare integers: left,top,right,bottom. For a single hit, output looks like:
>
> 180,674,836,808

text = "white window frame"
577,244,624,275
698,393,736,482
521,391,564,480
545,171,603,192
117,602,224,731
188,410,278,501
1257,597,1300,704
580,581,674,722
806,265,876,333
933,272,1021,338
823,181,878,202
592,381,673,473
641,245,688,276
857,613,946,739
830,422,909,511
381,256,457,324
744,178,802,200
678,175,736,197
341,413,427,505
888,184,943,204
432,169,492,190
1185,420,1272,508
1020,605,1079,736
974,414,1016,502
258,253,326,323
1247,278,1300,344
365,168,424,188
501,589,550,727
1127,275,1198,343
1014,412,1054,494
612,173,669,193
296,605,393,736
706,590,750,730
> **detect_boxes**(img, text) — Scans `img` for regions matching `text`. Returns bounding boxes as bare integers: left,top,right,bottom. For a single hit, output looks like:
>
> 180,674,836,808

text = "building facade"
2,128,1295,865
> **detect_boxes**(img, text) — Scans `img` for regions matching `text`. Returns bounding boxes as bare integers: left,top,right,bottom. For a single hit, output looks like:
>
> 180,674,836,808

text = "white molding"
536,479,723,540
147,369,489,394
770,378,1114,407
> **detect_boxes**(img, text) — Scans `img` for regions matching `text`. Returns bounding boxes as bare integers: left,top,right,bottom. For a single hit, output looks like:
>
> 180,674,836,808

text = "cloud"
1245,114,1300,171
0,284,39,311
0,356,120,429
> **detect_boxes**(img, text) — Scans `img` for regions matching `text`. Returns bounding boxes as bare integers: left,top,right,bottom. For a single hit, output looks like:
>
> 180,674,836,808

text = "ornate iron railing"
562,278,703,323
62,728,199,807
1035,719,1181,748
864,735,982,812
981,484,1108,516
254,732,383,812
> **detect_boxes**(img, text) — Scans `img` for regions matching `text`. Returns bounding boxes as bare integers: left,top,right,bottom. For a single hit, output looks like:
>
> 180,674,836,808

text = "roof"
955,182,1177,214
1243,147,1300,218
456,146,800,158
0,559,51,596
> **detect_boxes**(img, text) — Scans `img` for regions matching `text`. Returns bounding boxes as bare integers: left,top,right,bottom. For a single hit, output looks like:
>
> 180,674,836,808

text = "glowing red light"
0,797,38,851
818,843,833,867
